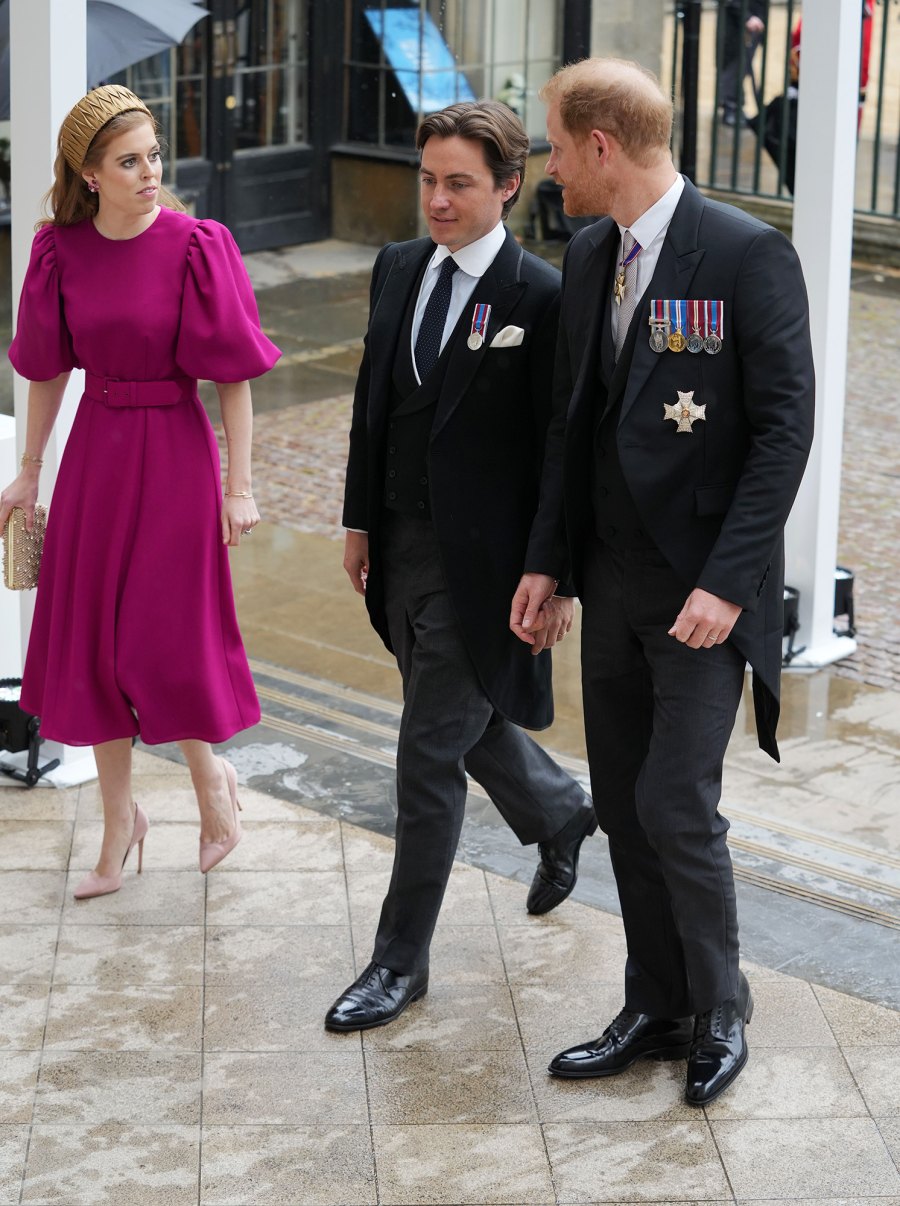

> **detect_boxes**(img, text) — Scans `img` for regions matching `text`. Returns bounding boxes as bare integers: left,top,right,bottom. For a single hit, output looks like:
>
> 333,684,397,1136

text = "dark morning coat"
526,179,815,758
343,227,562,730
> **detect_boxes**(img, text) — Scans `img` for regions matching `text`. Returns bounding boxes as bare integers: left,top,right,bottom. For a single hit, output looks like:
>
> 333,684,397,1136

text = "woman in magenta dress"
0,86,280,899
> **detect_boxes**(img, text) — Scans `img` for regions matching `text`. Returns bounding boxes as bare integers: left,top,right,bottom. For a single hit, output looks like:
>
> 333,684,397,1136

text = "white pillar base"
0,743,97,788
784,634,858,672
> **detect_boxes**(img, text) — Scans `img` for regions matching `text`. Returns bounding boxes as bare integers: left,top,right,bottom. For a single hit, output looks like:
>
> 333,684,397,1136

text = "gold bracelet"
21,453,44,468
224,490,253,498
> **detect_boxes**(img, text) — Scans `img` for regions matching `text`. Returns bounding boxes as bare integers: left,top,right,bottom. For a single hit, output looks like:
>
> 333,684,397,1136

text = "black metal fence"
664,1,900,219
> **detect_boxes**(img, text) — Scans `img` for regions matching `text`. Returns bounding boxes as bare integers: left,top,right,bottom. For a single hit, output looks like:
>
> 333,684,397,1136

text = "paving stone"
200,1124,376,1205
712,1117,900,1198
22,1124,200,1204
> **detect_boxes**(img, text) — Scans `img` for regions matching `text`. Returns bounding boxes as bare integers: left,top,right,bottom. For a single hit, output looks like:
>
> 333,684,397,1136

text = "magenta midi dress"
8,206,280,747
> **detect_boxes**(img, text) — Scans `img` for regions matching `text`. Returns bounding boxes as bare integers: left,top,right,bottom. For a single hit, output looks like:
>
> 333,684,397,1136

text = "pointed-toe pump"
199,757,243,873
73,802,149,900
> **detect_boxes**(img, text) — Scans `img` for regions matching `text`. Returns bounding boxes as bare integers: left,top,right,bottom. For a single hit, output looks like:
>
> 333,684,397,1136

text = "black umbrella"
0,0,209,120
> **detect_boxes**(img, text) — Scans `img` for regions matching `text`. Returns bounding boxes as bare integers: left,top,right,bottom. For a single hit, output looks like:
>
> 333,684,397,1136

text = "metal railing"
664,1,900,220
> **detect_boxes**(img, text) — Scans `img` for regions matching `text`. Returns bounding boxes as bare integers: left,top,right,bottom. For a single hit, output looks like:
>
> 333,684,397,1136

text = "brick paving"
216,252,900,692
246,390,355,541
836,270,900,688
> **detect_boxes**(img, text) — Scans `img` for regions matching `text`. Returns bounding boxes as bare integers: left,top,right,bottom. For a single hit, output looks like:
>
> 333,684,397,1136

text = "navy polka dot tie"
415,257,458,379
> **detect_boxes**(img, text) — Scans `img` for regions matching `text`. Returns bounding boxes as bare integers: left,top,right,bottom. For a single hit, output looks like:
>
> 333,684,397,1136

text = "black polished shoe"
527,802,598,915
324,961,428,1032
549,1009,694,1078
685,970,753,1106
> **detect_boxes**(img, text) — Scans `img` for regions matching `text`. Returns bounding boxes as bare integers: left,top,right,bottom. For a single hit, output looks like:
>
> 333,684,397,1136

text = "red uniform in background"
791,2,873,130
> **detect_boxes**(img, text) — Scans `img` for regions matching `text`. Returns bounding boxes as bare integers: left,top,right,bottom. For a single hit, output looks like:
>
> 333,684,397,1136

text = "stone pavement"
1,748,899,1205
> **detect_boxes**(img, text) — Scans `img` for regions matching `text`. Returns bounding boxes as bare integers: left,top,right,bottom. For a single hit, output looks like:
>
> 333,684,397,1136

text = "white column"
0,415,21,667
784,0,860,668
3,0,96,785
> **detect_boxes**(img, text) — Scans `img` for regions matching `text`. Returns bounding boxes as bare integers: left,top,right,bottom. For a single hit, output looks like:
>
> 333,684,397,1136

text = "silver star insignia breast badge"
663,389,707,434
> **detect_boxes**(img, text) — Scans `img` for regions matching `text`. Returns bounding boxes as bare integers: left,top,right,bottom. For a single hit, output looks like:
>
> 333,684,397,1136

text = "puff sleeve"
8,226,76,381
176,219,281,382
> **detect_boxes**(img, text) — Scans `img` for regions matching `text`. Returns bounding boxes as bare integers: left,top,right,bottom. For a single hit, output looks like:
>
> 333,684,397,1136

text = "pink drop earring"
88,180,99,193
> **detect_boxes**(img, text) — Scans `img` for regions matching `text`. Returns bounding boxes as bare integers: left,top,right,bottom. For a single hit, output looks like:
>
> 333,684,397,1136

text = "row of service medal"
649,299,724,355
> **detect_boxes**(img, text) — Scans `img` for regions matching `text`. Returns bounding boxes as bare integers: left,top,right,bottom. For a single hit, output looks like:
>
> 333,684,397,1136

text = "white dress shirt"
610,174,685,347
411,221,507,385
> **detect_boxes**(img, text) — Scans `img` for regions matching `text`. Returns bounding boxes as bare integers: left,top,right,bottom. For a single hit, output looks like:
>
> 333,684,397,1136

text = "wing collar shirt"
611,173,685,347
411,220,507,385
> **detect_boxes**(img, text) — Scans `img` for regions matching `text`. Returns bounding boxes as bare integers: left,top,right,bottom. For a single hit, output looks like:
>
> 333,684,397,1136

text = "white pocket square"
489,325,525,348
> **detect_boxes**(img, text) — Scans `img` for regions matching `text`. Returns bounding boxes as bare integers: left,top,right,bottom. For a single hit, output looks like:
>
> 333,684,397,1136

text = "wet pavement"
1,745,899,1204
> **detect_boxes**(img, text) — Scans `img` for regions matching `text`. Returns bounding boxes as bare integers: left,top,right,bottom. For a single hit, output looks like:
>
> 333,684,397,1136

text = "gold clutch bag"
2,506,47,591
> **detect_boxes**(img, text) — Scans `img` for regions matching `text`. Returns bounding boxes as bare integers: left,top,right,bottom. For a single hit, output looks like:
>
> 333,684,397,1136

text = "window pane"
177,78,205,159
127,50,172,103
527,0,560,60
233,1,303,148
346,0,563,151
236,0,290,69
178,22,207,77
234,68,287,148
524,59,557,137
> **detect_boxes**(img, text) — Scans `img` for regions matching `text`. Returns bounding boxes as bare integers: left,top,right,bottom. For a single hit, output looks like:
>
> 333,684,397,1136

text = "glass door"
208,0,339,249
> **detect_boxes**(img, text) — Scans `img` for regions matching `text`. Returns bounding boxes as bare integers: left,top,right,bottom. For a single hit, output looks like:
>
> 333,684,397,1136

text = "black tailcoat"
343,228,562,730
526,180,815,757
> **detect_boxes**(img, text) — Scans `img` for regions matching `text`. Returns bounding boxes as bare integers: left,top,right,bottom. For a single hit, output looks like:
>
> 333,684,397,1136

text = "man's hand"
528,593,575,656
668,588,741,650
343,530,369,596
510,573,558,646
746,14,765,34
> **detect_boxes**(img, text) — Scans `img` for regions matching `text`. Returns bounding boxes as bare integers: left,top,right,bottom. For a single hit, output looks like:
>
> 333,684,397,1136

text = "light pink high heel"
199,757,243,873
73,802,149,900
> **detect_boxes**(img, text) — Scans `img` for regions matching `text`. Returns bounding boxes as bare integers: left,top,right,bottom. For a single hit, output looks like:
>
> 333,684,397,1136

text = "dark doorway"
183,0,340,251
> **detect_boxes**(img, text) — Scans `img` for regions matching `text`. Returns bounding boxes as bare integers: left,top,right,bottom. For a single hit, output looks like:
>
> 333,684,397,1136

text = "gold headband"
59,85,154,172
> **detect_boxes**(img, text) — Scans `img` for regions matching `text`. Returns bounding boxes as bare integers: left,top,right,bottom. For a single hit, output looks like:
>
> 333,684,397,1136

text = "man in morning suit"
511,59,814,1103
327,100,595,1032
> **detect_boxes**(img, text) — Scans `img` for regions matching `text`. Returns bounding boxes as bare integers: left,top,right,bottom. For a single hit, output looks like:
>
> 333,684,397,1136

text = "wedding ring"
241,528,252,536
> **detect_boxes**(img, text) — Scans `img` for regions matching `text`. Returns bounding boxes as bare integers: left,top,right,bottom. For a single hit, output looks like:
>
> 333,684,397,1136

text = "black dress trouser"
373,511,586,974
581,537,746,1018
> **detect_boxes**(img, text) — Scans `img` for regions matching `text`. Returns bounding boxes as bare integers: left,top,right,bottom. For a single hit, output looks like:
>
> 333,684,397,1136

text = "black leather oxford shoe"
527,802,598,915
685,970,753,1105
549,1009,694,1078
324,961,429,1032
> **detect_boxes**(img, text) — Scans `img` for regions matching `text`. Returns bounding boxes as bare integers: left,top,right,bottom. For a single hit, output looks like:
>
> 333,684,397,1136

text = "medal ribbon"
470,302,491,343
622,239,642,270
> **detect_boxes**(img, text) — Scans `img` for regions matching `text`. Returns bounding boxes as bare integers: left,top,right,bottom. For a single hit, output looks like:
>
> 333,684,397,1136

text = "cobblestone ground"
245,390,355,541
836,270,900,688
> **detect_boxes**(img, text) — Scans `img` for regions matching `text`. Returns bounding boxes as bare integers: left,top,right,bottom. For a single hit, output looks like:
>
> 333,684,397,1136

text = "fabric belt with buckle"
84,373,194,407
